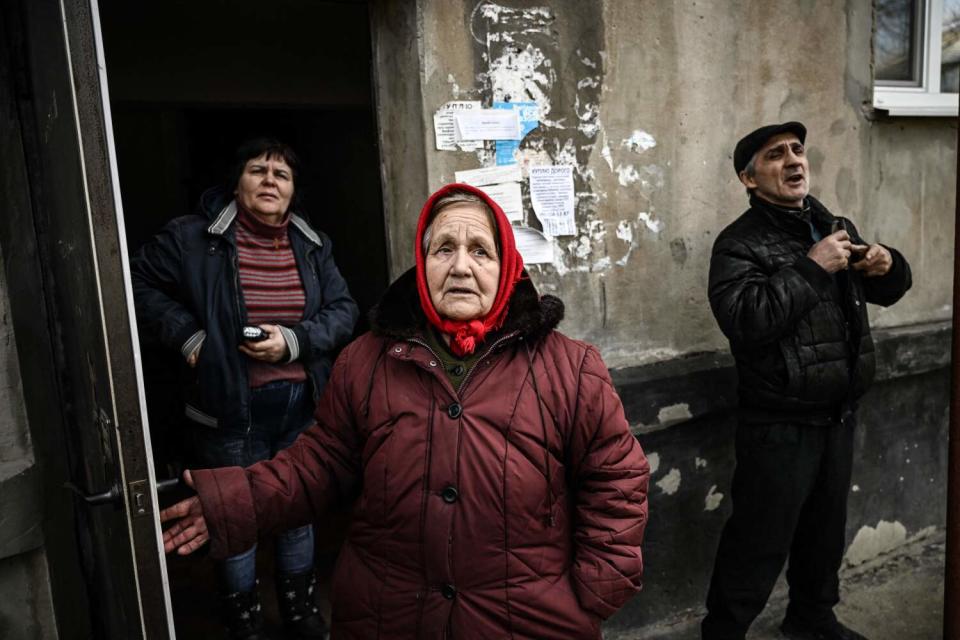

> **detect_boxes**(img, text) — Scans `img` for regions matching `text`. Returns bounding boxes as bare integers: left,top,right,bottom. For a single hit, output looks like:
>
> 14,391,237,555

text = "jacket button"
451,364,465,376
441,485,459,504
447,403,462,419
441,583,457,600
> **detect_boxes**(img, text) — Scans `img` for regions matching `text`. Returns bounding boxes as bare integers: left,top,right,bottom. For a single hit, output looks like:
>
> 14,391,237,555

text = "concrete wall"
0,241,57,639
0,551,57,640
371,0,956,633
374,0,956,361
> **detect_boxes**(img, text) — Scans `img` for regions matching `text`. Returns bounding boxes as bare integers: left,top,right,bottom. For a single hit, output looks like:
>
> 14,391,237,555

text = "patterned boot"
220,586,268,640
276,569,329,639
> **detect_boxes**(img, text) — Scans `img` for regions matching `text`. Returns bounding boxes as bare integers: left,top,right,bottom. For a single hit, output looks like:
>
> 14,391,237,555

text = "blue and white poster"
493,101,539,166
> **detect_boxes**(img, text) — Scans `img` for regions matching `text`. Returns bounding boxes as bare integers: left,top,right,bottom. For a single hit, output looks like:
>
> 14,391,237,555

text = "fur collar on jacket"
370,268,564,344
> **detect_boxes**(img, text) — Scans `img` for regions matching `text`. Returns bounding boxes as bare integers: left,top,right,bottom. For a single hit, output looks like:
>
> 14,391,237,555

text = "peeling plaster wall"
0,551,57,640
369,0,956,631
616,356,950,632
863,119,957,329
0,240,54,637
0,238,40,554
0,239,33,474
378,0,956,369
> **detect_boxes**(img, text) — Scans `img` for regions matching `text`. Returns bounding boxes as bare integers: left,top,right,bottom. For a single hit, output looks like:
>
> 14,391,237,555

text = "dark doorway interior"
101,1,387,316
99,1,383,636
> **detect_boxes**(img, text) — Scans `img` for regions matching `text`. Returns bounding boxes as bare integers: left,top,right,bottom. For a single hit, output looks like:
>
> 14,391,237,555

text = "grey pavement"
612,530,945,640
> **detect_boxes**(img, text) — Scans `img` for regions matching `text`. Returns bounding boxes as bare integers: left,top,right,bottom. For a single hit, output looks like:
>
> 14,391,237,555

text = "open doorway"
98,1,386,636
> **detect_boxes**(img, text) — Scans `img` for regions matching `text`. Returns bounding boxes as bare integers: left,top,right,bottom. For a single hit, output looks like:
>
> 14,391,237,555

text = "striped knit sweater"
235,207,307,388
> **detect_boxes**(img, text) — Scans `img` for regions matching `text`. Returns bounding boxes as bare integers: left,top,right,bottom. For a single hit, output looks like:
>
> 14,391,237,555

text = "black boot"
276,569,329,639
220,587,268,640
781,615,868,640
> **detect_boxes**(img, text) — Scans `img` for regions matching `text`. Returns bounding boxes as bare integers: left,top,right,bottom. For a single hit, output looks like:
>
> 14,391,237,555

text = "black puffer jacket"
131,196,359,431
708,195,911,423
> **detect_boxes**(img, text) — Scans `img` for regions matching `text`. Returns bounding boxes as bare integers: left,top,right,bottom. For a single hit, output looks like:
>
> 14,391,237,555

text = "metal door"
4,0,175,637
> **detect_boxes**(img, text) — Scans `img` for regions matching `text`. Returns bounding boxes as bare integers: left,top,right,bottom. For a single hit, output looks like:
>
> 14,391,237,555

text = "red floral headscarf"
415,183,525,356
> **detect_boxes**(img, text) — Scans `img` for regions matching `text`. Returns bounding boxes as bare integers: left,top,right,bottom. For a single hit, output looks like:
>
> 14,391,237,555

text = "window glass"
942,0,960,92
876,0,919,82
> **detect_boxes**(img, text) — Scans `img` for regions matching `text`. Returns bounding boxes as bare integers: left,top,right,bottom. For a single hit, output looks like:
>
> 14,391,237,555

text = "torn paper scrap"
454,164,522,187
477,182,523,222
454,109,521,141
514,226,554,264
433,101,482,151
494,101,540,166
529,165,576,236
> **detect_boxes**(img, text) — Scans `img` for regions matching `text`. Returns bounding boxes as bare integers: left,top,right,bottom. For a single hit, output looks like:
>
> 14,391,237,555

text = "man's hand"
852,244,893,277
807,230,868,274
160,470,209,555
238,324,288,363
187,345,201,368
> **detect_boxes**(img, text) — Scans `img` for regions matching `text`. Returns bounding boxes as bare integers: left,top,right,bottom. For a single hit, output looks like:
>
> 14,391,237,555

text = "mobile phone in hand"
830,219,865,263
241,326,268,342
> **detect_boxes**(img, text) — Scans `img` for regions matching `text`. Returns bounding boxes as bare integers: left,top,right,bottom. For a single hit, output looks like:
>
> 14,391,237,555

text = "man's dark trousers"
701,414,856,639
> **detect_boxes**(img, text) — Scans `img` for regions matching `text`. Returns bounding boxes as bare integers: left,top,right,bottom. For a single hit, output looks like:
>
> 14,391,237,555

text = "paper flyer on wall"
433,101,482,151
454,109,521,141
513,226,554,264
493,101,539,166
529,165,576,236
454,164,522,187
476,182,523,222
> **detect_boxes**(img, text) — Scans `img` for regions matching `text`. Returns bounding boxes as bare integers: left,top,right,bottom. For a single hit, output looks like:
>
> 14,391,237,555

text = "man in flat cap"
701,122,912,640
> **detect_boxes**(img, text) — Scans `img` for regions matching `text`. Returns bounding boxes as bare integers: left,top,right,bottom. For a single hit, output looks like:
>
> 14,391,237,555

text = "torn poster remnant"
477,182,523,222
454,164,522,187
514,226,554,264
494,101,540,166
433,101,482,151
621,129,657,153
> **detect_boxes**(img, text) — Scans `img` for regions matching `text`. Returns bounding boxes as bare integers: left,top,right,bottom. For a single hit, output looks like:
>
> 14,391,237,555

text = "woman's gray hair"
421,190,499,255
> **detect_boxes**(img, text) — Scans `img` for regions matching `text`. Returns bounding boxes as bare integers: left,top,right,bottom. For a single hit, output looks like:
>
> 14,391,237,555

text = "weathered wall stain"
646,451,660,476
845,520,908,566
0,243,32,468
669,237,688,265
381,1,955,632
704,484,724,511
657,402,692,426
656,467,681,495
465,1,674,285
415,0,956,369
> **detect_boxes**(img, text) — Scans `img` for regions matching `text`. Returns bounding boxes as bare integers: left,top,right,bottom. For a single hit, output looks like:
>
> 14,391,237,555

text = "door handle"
65,477,181,508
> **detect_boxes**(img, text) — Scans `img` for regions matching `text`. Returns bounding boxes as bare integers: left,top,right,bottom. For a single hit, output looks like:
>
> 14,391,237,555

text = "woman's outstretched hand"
160,470,209,555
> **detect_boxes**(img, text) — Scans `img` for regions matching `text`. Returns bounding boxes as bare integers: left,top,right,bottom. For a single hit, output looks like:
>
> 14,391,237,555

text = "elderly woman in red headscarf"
160,184,650,639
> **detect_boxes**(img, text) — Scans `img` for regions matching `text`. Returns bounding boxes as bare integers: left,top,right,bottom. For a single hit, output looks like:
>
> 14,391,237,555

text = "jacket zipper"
227,237,252,430
407,332,519,398
293,238,319,399
458,332,518,394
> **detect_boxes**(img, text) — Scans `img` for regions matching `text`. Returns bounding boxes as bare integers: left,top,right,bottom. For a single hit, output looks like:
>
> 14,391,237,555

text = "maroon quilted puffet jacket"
191,270,650,639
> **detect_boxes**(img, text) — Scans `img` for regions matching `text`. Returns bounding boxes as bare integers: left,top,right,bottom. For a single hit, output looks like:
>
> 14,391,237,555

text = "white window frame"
873,0,959,116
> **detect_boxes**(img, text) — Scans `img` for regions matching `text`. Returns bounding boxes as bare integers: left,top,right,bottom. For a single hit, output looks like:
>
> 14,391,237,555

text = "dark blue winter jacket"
131,197,358,431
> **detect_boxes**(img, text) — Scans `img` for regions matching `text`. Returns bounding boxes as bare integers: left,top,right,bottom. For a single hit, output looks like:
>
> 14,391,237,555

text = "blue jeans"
188,380,316,593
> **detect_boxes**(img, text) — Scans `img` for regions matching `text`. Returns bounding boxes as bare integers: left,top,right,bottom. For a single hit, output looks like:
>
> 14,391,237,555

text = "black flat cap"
733,121,806,175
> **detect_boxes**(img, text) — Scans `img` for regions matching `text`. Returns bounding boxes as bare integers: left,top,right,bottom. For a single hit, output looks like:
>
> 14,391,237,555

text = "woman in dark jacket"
132,138,358,639
159,183,649,639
